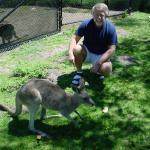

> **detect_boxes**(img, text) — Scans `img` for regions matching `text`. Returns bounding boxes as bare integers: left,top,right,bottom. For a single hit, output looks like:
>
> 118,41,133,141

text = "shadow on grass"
7,117,114,149
6,112,146,149
7,118,81,138
57,69,105,92
113,37,150,89
57,69,106,107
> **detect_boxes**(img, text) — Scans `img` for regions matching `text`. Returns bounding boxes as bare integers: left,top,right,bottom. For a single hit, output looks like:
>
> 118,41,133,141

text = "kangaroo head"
78,90,95,106
72,77,85,93
71,77,95,106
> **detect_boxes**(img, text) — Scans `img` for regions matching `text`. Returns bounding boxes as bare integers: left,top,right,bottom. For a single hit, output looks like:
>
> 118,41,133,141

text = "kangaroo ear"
77,77,85,91
71,77,85,93
78,78,85,89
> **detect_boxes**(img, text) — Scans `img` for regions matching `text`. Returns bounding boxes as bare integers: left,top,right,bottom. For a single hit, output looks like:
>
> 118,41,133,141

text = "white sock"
77,71,83,74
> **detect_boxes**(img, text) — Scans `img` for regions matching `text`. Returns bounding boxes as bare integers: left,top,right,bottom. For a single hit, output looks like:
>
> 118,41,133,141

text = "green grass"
0,12,150,150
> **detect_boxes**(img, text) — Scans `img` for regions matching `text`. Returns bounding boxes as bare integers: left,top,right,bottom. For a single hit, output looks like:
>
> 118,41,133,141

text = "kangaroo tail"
0,104,7,111
0,100,22,117
0,104,16,117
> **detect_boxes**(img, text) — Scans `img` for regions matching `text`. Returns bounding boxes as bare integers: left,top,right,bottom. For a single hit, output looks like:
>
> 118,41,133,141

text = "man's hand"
68,53,75,64
91,61,100,74
68,35,81,64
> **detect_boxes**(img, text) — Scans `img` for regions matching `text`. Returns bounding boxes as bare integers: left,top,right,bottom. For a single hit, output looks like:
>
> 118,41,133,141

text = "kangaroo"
0,23,19,44
0,78,95,137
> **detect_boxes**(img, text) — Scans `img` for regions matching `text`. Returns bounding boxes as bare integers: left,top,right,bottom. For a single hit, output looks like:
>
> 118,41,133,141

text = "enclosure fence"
0,0,149,51
0,0,61,52
62,0,150,25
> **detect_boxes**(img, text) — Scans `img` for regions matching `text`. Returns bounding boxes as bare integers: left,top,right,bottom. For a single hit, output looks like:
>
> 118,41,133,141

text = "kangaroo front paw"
40,132,49,138
30,128,49,138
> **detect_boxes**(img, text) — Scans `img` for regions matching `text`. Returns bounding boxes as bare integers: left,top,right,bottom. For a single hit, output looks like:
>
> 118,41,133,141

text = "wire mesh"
62,0,150,25
62,0,125,25
0,0,60,52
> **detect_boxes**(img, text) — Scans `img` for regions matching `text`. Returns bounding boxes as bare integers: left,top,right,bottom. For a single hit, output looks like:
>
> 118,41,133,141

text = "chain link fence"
0,0,149,51
0,0,61,52
62,0,150,25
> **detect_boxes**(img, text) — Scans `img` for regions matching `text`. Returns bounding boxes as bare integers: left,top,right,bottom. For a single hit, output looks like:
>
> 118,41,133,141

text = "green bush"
13,60,49,78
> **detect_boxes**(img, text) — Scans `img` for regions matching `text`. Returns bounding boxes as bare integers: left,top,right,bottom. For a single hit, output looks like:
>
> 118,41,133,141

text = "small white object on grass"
102,106,109,113
85,81,89,86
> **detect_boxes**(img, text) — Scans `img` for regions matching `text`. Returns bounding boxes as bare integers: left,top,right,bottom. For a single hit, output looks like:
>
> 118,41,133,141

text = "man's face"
93,9,106,27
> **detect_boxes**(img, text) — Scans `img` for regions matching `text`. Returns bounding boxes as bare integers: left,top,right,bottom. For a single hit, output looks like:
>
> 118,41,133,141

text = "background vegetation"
63,0,150,11
0,12,150,150
1,0,150,12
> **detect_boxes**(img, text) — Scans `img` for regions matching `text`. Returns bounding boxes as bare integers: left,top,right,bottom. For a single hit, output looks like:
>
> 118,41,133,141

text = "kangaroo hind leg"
14,96,22,117
40,107,46,120
28,102,48,137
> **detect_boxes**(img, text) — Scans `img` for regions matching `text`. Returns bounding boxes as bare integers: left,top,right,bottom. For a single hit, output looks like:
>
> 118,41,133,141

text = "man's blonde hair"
92,3,109,16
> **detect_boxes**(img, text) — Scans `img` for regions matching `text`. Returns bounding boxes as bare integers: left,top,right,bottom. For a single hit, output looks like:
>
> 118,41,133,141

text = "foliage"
13,60,49,78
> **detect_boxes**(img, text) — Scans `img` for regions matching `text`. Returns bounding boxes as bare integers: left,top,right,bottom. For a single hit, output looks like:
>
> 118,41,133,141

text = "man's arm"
68,35,81,64
98,45,116,65
91,45,116,73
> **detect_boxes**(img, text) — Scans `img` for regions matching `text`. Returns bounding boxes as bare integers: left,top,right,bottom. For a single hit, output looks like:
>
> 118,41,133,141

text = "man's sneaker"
99,75,105,80
96,72,105,80
71,72,83,87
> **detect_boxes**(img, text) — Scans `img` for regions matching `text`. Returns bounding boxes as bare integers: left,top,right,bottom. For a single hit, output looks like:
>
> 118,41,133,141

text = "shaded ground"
117,55,140,66
117,28,128,37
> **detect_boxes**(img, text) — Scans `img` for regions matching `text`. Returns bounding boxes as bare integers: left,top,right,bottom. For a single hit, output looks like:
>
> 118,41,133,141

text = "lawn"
0,12,150,150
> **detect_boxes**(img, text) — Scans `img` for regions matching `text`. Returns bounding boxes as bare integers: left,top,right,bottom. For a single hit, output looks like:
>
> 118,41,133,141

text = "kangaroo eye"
83,97,88,101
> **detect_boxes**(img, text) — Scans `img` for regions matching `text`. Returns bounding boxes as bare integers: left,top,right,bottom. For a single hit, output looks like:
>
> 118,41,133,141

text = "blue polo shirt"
75,19,117,54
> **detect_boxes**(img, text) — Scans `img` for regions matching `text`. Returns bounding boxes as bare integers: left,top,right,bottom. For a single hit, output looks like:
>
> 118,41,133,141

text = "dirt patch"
117,55,139,66
27,45,68,83
47,69,64,84
25,44,68,64
0,66,10,74
117,28,128,37
38,45,68,59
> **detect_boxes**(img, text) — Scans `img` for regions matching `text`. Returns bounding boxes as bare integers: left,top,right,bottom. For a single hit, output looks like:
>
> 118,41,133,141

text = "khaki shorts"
82,45,111,64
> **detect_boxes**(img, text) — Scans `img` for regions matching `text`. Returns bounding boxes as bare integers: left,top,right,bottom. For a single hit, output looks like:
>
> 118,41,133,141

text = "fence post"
127,0,132,15
139,0,148,11
81,0,83,6
58,0,62,31
105,0,109,6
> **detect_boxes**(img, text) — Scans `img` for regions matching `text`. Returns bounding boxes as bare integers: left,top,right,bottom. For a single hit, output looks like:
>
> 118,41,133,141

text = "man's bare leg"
99,62,112,76
73,45,86,72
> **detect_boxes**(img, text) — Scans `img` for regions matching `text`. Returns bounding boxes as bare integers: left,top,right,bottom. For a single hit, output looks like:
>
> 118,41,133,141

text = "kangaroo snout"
85,97,95,106
81,93,95,106
90,98,95,106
